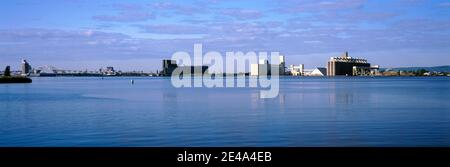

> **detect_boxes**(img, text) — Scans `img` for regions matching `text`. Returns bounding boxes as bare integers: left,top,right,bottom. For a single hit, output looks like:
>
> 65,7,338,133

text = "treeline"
397,69,448,76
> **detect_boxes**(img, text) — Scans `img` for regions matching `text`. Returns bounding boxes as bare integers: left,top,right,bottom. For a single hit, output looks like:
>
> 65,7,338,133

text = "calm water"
0,77,449,146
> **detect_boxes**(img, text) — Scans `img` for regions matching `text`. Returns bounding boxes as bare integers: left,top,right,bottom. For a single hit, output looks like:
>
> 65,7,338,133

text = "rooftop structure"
327,52,371,76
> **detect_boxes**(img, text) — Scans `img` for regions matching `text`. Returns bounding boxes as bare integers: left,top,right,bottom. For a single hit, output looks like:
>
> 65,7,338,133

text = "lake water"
1,77,449,146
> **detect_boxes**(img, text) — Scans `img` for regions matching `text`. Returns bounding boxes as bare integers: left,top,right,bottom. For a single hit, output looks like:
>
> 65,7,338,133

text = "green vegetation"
384,68,450,76
416,69,429,76
383,66,450,76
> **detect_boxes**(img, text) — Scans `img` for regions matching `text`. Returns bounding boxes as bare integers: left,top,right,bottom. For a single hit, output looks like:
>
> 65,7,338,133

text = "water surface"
0,77,449,146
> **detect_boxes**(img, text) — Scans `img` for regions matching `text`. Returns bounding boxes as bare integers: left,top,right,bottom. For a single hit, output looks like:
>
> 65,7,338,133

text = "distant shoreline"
0,77,32,83
27,75,449,78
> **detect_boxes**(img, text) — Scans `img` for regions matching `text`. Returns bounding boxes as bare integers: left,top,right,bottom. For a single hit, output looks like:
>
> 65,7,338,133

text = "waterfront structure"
289,65,300,76
250,64,259,76
289,64,304,76
162,60,178,76
31,65,151,77
176,66,209,76
259,59,270,76
298,67,327,76
3,66,11,77
352,66,371,76
305,68,327,76
279,55,286,75
104,67,116,76
250,55,285,76
251,59,269,76
289,64,325,76
1,66,32,83
161,59,208,76
21,59,32,76
327,52,371,76
353,65,380,76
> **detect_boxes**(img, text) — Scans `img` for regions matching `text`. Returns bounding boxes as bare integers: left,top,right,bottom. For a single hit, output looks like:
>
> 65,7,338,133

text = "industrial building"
352,65,380,76
104,67,116,76
289,64,304,76
161,59,208,76
327,52,371,76
162,60,178,76
250,55,286,76
250,64,259,76
21,59,32,76
289,64,326,76
279,55,286,75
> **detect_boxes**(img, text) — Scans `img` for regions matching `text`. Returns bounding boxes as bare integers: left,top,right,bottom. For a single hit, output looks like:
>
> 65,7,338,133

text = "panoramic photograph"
1,0,450,164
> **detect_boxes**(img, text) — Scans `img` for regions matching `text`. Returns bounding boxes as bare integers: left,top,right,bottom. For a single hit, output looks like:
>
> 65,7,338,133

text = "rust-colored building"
327,52,371,76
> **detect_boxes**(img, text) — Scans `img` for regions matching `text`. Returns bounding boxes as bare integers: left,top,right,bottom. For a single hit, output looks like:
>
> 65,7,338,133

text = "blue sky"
1,0,450,71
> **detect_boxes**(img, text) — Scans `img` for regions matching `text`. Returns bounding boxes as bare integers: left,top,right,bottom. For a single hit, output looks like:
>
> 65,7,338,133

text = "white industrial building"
289,64,327,76
289,64,304,76
250,55,286,76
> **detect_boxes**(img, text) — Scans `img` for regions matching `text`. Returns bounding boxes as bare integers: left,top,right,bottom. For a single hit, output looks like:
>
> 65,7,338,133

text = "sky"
1,0,450,71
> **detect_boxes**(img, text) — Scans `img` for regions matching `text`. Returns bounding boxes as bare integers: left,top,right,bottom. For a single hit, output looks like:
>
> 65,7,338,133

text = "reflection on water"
0,77,450,146
330,90,354,105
